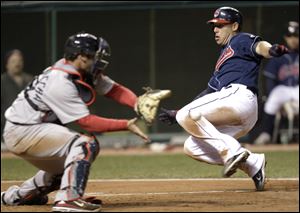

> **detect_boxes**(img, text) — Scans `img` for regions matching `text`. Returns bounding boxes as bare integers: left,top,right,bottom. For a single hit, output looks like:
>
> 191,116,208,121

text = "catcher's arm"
105,83,137,108
135,87,172,125
127,118,150,143
76,114,150,143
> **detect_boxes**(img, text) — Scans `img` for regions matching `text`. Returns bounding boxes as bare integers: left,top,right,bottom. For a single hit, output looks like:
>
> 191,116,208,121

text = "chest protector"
51,60,96,106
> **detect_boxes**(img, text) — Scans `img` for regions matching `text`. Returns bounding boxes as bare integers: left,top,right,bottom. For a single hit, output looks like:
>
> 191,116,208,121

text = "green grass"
1,151,298,180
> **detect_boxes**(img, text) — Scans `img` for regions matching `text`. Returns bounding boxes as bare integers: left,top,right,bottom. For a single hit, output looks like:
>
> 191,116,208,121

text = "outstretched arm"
105,83,137,109
255,41,289,58
76,115,149,142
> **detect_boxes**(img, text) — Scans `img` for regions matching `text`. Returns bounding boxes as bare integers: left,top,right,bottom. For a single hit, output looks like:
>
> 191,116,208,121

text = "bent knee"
176,109,190,126
73,135,100,162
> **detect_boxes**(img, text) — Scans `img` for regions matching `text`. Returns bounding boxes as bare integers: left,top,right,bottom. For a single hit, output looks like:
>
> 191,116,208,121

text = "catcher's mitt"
136,87,172,125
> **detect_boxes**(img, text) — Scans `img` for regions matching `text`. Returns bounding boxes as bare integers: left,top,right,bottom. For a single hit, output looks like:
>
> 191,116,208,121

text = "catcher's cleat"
223,151,250,177
52,198,101,212
252,154,266,191
1,188,49,206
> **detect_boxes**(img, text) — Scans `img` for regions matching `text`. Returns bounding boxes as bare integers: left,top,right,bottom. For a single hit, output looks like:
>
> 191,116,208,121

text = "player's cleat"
52,198,101,212
223,151,250,177
1,192,6,205
1,190,49,206
252,154,266,191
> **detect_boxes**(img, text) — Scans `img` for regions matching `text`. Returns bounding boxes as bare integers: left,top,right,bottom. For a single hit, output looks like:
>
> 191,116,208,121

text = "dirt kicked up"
1,178,298,212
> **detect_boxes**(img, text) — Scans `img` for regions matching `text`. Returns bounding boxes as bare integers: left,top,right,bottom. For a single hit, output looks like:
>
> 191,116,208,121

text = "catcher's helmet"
64,32,111,72
64,33,100,59
207,7,243,30
284,21,299,37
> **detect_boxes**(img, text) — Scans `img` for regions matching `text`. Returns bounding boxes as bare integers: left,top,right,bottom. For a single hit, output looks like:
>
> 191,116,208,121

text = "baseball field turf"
1,149,298,180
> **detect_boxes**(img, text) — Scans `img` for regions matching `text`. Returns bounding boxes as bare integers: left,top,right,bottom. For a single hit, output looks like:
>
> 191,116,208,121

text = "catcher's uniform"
2,59,118,204
176,33,265,178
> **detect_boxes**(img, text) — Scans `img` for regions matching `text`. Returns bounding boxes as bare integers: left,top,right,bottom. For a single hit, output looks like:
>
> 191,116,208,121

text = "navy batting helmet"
284,21,299,37
207,7,243,30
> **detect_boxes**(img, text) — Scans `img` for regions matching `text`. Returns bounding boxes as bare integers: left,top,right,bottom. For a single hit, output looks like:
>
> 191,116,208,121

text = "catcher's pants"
2,121,99,205
176,84,263,177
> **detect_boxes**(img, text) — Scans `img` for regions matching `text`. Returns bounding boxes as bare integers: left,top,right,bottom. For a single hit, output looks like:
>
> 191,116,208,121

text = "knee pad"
75,136,100,163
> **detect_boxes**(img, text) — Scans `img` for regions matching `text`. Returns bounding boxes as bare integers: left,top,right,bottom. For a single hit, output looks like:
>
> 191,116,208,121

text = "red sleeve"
76,114,128,133
105,83,137,108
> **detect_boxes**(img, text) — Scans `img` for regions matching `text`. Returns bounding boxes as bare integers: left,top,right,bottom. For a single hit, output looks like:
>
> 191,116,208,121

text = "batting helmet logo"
214,9,220,18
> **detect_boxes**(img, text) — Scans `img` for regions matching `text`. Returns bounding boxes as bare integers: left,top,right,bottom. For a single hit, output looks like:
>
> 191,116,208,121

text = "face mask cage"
91,37,111,78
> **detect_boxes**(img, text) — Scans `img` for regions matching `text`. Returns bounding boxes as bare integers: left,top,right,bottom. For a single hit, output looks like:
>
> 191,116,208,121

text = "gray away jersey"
5,59,115,125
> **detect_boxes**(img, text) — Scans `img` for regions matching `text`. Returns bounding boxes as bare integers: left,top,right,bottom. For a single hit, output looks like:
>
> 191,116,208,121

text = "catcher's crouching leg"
54,135,100,202
1,171,62,206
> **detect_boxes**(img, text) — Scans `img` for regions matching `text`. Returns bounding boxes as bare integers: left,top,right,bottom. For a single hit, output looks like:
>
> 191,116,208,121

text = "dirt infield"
1,178,298,212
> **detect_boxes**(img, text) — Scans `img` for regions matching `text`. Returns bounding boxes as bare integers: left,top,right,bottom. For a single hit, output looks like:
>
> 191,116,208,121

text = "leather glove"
158,108,178,125
269,44,289,57
135,87,172,125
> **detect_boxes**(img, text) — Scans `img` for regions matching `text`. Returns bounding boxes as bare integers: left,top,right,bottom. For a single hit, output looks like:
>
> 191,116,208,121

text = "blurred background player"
1,33,149,212
1,49,33,143
254,21,299,145
159,6,289,191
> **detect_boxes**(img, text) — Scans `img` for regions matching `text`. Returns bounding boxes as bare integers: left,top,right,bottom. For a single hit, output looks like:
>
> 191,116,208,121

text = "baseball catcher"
135,87,172,125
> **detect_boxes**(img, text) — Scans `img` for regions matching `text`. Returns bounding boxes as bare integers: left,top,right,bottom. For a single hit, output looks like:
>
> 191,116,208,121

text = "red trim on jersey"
215,46,234,71
105,83,137,108
76,114,128,133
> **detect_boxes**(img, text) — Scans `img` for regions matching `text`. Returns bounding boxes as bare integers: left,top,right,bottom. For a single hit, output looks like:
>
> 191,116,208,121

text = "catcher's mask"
92,37,111,79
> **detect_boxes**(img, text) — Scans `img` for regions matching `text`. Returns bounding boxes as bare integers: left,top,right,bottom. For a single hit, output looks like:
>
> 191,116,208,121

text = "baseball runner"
159,7,290,191
255,21,299,145
1,33,152,212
